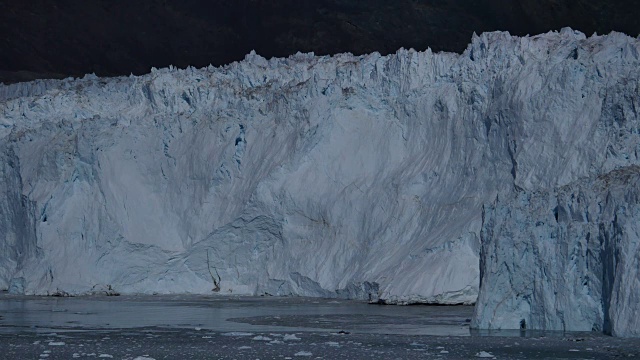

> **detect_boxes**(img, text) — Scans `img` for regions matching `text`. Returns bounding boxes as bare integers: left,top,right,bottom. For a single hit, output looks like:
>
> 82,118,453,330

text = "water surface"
0,294,472,336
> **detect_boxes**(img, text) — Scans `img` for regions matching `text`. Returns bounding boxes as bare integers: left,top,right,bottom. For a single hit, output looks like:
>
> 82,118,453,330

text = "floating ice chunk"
252,335,273,341
48,342,66,346
294,351,312,357
284,334,301,341
222,332,254,337
475,351,494,358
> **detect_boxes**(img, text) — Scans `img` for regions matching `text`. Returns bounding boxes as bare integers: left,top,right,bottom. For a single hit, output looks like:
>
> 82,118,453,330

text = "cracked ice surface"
0,28,639,306
473,167,640,337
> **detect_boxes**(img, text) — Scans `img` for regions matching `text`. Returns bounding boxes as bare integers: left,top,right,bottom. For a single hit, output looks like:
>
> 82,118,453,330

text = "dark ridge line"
1,0,639,84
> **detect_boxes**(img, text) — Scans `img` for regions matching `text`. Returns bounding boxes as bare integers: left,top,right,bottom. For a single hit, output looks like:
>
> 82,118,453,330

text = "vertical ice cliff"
473,167,640,337
0,148,37,292
0,29,639,309
470,30,640,335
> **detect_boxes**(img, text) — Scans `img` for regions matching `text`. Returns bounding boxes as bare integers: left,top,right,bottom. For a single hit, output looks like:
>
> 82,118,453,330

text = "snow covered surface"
0,28,639,313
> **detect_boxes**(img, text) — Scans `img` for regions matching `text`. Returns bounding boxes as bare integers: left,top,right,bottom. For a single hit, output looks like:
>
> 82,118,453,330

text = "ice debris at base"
0,28,639,314
252,335,272,341
473,167,640,337
475,351,494,358
222,332,254,337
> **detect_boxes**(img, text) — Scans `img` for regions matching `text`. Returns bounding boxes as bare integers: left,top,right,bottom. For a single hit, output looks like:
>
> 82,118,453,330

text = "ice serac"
470,30,640,335
473,167,640,337
0,29,639,308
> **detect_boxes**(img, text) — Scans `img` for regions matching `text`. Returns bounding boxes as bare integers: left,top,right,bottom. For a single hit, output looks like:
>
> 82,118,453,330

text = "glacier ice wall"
1,29,639,305
472,166,640,337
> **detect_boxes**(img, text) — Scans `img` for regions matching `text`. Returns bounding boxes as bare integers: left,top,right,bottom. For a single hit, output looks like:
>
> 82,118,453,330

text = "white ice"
0,29,639,322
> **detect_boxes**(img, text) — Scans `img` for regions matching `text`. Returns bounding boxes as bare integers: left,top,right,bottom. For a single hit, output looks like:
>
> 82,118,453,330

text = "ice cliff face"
468,31,640,335
0,29,639,308
473,167,640,337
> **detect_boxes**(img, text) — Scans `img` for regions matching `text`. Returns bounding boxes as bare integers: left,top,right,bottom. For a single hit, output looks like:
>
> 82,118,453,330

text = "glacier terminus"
1,28,639,335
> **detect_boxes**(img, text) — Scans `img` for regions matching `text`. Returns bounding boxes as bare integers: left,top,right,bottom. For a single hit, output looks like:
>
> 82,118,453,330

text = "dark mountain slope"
1,0,638,83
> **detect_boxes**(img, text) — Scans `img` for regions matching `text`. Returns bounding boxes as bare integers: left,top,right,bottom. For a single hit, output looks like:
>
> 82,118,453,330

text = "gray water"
3,294,639,359
0,294,473,336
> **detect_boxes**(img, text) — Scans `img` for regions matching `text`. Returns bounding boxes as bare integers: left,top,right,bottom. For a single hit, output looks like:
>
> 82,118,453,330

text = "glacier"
472,166,640,337
0,28,639,320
